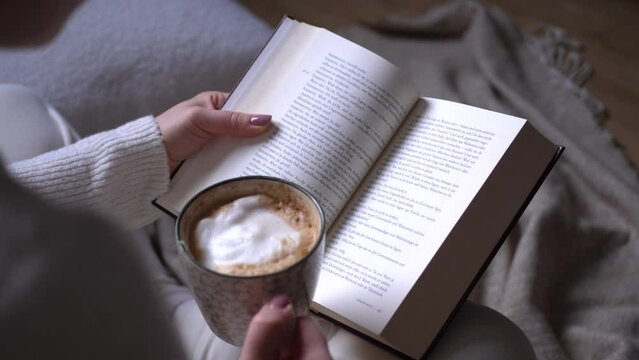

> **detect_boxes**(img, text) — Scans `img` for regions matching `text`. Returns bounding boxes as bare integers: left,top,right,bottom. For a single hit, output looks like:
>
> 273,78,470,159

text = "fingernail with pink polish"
250,115,271,125
269,295,290,309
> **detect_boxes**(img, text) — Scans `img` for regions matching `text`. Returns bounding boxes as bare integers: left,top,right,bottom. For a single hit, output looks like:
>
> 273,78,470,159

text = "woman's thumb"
200,109,272,137
239,295,295,360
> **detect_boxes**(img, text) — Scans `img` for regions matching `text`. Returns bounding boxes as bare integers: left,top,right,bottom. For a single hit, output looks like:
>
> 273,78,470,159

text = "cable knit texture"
9,116,170,229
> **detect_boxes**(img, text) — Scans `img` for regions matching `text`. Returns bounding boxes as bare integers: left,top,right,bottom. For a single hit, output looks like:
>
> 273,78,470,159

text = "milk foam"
195,195,301,271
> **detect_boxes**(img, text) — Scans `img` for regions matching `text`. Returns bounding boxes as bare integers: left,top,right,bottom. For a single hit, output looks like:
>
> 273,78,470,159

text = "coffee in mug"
190,192,320,277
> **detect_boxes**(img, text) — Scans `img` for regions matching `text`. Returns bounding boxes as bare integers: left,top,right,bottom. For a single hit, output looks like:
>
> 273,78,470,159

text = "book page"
156,18,418,224
313,98,526,333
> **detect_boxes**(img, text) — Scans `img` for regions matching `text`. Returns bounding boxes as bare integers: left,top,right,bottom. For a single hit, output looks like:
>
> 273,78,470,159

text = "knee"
0,84,46,107
429,302,536,360
0,84,67,162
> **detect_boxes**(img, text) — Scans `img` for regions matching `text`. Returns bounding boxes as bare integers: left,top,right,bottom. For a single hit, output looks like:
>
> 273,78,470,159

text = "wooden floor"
238,0,639,169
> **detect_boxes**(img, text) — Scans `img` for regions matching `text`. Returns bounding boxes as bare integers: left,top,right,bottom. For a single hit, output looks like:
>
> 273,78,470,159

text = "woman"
0,1,534,359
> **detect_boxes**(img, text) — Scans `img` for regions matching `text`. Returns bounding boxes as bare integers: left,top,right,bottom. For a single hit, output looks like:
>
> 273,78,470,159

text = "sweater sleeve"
8,116,170,229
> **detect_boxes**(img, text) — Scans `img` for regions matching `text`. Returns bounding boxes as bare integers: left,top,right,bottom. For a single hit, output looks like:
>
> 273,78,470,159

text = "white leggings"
0,84,535,360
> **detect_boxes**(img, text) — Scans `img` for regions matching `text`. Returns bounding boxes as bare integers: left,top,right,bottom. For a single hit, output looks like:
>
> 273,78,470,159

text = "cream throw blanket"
337,1,639,359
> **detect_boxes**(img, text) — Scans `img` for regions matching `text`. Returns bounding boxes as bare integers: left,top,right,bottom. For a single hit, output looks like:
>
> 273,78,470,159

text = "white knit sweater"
8,116,170,229
0,116,187,359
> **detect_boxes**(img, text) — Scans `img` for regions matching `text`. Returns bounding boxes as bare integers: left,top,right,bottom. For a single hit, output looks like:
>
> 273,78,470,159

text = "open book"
155,16,563,359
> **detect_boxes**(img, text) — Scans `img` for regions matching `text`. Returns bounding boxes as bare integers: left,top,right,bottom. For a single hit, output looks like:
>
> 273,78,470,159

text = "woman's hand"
156,91,272,173
240,295,332,360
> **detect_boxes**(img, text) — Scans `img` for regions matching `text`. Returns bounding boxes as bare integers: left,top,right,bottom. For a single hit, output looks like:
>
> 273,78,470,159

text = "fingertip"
249,114,272,126
240,297,295,360
249,302,294,332
269,294,291,309
209,91,229,109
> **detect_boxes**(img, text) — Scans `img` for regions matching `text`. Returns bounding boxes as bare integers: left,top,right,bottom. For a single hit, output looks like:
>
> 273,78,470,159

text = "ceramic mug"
175,176,326,346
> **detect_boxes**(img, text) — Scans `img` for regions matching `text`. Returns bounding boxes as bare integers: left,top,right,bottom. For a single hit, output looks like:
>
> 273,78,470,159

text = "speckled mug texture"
176,176,325,346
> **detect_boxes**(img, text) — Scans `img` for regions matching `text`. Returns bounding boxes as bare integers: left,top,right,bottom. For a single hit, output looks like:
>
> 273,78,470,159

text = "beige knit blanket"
337,1,639,359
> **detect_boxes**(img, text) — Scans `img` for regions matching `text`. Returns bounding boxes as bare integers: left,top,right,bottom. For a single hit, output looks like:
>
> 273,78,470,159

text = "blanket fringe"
525,24,606,119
